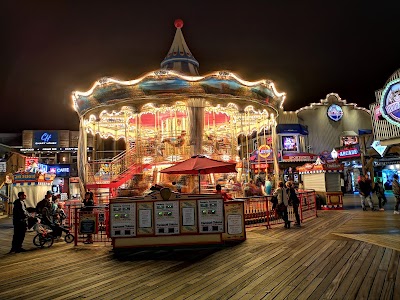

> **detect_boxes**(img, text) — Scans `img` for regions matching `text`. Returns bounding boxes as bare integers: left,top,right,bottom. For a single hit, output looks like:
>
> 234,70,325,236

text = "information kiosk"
297,162,344,209
109,188,246,249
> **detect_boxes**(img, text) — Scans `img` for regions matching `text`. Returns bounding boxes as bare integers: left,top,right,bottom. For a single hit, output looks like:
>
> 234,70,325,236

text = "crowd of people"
9,190,94,253
358,174,400,214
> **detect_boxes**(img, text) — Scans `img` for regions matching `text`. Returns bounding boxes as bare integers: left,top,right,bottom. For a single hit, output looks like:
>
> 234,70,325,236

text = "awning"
358,129,372,135
276,124,308,135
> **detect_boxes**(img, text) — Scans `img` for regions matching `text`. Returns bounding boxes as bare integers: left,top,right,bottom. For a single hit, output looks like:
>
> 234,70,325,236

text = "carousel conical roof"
160,19,199,76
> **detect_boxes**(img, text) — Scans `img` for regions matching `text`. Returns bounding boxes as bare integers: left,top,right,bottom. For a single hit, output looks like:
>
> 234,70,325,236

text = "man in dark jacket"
36,190,52,214
9,192,29,253
359,174,374,211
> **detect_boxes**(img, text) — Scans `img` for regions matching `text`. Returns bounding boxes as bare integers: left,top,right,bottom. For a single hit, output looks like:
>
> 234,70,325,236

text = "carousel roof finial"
160,19,199,76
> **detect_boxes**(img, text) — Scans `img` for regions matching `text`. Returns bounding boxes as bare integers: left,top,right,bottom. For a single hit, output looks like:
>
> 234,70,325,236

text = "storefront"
370,69,400,185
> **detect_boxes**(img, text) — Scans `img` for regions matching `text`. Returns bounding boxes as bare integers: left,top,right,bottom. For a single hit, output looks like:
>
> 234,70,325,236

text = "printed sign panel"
198,199,224,233
154,201,180,235
110,203,136,237
79,213,98,234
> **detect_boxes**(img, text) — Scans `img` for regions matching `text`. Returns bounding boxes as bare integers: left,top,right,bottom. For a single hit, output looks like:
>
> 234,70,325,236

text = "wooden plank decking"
0,202,399,299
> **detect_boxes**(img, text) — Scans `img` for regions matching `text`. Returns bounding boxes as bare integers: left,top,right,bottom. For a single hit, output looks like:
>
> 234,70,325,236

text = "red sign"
251,164,268,169
338,148,360,159
281,153,318,162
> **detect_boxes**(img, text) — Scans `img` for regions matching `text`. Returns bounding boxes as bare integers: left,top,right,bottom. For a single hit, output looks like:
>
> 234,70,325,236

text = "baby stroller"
56,224,75,243
30,218,55,248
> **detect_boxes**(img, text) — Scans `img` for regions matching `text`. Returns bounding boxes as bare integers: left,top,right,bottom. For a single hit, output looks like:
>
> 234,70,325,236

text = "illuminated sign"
371,140,388,157
34,131,59,147
20,147,92,152
258,145,272,158
327,104,343,122
281,153,318,162
282,136,297,151
48,164,70,177
341,136,358,147
337,148,360,159
380,78,400,127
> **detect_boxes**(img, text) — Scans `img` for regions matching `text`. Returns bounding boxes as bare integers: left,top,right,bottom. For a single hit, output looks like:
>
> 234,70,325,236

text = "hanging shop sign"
327,104,343,122
380,78,400,127
371,140,388,157
34,131,59,148
13,172,37,182
258,145,272,159
337,147,360,159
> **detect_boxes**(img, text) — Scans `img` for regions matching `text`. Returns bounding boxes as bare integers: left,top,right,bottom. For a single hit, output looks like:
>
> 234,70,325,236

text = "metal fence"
242,189,317,228
65,189,317,245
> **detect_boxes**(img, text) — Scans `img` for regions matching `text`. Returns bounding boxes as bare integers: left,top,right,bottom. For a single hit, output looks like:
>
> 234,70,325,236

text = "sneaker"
394,211,400,215
379,208,384,211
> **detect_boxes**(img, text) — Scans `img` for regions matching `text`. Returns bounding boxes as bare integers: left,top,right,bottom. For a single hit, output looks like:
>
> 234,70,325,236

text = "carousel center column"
271,114,280,188
187,98,205,156
77,116,88,196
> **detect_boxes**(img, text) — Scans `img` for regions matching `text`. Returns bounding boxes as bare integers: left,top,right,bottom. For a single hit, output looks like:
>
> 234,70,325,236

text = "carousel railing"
86,146,139,185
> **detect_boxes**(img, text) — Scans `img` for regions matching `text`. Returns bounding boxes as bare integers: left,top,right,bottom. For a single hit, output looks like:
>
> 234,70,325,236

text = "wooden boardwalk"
0,200,399,299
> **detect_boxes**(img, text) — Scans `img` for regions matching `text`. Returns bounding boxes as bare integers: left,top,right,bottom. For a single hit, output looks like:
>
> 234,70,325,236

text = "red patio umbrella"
160,155,237,193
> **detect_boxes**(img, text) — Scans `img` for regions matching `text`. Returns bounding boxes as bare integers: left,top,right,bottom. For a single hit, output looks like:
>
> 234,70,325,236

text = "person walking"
359,174,374,211
286,181,301,226
9,192,29,253
273,181,290,228
374,178,387,211
393,174,400,215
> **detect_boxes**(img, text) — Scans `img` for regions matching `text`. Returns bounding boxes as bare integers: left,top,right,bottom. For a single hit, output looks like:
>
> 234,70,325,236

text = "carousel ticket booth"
109,188,246,249
297,161,344,209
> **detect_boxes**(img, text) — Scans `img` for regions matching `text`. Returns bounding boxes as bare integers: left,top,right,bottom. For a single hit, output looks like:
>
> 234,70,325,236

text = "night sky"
2,0,400,132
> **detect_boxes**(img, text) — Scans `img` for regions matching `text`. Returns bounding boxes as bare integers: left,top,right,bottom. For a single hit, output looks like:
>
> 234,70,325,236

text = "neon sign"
327,104,343,122
34,131,58,147
258,145,272,158
380,78,400,127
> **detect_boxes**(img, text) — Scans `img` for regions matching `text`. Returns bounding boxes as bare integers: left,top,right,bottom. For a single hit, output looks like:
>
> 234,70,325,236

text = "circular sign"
258,145,272,159
380,78,400,126
327,104,343,122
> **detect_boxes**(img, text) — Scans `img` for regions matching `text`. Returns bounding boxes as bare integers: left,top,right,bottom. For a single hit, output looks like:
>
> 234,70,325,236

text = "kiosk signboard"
198,199,224,233
110,203,136,237
154,201,180,235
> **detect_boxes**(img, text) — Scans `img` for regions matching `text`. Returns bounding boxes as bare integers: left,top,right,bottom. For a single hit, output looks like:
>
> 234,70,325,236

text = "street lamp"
331,149,338,161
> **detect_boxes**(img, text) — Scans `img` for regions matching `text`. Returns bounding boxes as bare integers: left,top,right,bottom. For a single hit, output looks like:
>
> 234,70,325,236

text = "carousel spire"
161,19,200,75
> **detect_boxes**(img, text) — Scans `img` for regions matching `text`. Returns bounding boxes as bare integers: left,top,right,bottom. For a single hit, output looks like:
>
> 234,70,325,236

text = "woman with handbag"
273,181,290,228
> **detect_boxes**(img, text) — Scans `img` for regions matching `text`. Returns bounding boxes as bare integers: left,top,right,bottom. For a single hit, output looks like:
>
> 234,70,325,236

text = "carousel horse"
162,130,187,147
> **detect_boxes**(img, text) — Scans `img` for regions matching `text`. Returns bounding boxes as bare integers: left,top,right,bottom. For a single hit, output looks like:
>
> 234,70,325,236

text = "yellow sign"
258,145,272,159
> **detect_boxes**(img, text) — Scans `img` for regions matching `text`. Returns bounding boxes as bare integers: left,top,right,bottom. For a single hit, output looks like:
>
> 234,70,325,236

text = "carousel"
72,19,286,197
